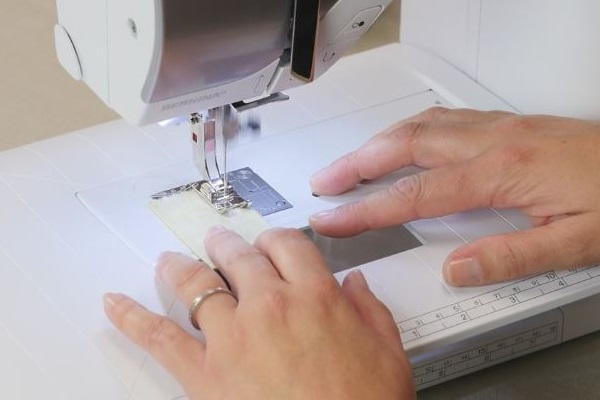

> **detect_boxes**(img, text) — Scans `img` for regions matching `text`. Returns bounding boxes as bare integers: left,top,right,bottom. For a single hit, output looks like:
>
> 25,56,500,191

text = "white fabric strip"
149,190,270,266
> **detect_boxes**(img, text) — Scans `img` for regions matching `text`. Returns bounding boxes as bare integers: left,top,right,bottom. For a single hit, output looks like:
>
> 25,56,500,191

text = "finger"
341,271,403,353
205,226,282,297
407,107,513,125
443,215,599,286
156,252,236,336
311,160,494,237
103,293,204,386
254,228,333,283
310,109,513,196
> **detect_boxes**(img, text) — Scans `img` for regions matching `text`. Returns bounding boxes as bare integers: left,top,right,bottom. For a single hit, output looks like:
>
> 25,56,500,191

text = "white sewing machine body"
2,0,600,398
54,0,393,124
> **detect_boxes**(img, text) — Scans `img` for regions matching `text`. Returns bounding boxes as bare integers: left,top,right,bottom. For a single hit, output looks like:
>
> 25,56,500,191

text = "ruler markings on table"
399,265,600,343
412,322,560,388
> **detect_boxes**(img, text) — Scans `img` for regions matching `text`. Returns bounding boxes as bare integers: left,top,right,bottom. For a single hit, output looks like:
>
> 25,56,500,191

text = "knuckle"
345,150,363,171
205,229,231,247
230,249,268,271
388,174,425,217
146,317,179,353
497,239,528,281
176,265,218,294
470,237,521,282
421,106,451,122
396,121,426,143
384,121,425,148
337,200,374,233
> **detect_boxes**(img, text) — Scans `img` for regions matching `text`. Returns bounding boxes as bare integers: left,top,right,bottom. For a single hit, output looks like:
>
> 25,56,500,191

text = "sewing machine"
0,0,599,398
54,0,394,212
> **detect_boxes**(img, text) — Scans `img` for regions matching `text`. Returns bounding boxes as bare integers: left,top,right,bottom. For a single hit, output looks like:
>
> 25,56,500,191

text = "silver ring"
189,287,237,331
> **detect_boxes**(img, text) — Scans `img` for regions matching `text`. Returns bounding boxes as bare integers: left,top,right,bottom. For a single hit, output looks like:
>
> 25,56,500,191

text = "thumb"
342,270,403,351
443,215,598,286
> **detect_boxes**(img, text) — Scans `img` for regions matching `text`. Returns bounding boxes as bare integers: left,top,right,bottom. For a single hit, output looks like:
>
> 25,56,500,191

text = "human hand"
104,227,415,400
310,108,600,287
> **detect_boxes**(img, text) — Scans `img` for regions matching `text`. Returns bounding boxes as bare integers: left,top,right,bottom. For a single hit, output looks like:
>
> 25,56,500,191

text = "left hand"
103,227,415,400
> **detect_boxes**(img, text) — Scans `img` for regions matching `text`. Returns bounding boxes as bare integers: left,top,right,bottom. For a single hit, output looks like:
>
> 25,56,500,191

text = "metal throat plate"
152,167,292,217
228,168,293,216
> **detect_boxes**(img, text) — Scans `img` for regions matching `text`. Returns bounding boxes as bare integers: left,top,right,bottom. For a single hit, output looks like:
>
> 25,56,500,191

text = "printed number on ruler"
399,265,600,343
412,322,561,388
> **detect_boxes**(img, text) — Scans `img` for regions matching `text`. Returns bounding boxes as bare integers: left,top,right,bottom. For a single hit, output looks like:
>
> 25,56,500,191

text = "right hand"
310,108,600,287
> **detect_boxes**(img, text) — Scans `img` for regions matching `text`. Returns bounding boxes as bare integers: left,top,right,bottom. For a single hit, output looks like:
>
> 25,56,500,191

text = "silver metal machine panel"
143,0,293,102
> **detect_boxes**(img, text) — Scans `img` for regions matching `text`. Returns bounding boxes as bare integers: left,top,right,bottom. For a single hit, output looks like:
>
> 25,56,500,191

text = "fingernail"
310,209,337,223
103,293,122,309
207,225,228,237
348,270,369,289
444,258,484,286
